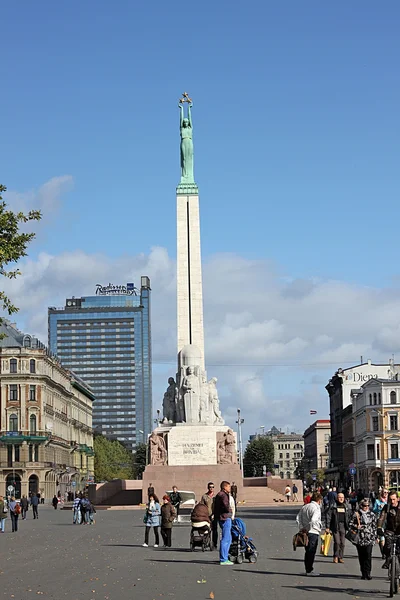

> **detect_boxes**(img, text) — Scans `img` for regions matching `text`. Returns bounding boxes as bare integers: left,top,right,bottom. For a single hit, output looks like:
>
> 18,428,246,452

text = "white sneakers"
142,543,148,547
154,544,159,548
306,572,320,577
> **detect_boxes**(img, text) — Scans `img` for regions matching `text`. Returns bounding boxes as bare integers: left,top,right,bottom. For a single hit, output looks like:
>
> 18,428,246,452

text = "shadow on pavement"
145,558,220,566
234,569,388,581
282,585,385,597
238,508,298,521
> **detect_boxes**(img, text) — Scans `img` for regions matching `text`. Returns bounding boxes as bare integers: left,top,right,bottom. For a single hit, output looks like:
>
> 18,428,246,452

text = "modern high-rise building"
48,277,152,451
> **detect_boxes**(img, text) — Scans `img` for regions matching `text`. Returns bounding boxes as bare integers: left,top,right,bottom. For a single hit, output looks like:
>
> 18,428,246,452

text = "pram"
190,523,212,552
228,518,258,564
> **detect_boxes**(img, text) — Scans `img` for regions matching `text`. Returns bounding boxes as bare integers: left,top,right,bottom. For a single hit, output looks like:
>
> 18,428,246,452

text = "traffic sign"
349,467,356,476
312,474,317,481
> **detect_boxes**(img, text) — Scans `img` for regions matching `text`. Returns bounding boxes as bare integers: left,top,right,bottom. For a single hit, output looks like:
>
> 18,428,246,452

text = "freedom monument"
143,94,242,498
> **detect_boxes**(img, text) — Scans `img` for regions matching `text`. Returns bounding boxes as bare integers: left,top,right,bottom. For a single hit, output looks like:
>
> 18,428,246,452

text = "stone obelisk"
176,92,205,370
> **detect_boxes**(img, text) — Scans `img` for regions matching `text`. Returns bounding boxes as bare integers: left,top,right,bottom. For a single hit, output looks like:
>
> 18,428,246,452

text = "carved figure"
181,366,200,424
217,429,237,464
208,377,224,425
179,95,194,183
149,432,167,466
162,377,177,423
199,371,209,424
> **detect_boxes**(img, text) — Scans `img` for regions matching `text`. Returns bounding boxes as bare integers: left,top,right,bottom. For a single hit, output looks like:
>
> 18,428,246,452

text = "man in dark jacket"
213,481,233,565
324,491,351,563
378,491,400,568
169,486,182,520
31,493,39,519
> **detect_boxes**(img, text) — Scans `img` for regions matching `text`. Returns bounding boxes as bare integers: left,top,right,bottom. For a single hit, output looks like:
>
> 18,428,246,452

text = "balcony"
0,432,48,444
387,458,400,464
0,461,53,469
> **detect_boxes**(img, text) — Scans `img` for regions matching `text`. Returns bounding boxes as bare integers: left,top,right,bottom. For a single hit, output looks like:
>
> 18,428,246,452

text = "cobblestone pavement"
0,505,389,600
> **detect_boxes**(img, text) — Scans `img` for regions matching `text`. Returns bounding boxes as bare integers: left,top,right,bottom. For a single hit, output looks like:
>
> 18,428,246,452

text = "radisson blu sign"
95,283,137,296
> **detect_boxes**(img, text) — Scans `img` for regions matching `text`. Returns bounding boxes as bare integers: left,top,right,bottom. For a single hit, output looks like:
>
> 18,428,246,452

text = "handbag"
345,512,360,545
320,532,333,556
293,530,308,551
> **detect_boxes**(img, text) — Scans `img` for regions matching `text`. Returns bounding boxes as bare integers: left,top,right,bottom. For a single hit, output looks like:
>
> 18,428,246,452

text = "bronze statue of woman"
179,101,194,183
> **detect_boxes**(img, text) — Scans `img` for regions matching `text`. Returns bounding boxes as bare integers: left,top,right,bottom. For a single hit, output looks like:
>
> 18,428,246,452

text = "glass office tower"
48,277,152,451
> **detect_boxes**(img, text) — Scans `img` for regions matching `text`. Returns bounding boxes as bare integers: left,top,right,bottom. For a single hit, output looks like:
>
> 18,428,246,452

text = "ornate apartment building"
0,321,94,500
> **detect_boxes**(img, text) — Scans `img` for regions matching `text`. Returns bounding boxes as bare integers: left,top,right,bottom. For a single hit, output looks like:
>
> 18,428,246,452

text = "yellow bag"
320,532,333,556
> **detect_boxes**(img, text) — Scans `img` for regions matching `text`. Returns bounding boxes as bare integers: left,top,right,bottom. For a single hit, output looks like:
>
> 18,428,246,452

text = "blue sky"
1,1,400,436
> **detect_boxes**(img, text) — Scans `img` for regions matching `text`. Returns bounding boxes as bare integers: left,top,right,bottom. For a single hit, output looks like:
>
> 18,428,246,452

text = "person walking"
324,491,351,563
31,493,39,519
20,495,29,520
373,488,388,558
292,483,299,502
231,482,238,504
214,481,233,566
52,495,59,510
143,494,161,547
73,494,82,524
160,495,176,548
352,498,377,580
284,485,291,502
0,496,8,532
169,486,182,521
80,496,90,524
201,482,218,550
378,490,400,569
147,483,155,500
9,497,20,532
296,491,323,576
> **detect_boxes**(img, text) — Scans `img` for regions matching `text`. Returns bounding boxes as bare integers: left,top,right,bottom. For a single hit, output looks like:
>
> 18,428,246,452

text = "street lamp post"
236,409,244,472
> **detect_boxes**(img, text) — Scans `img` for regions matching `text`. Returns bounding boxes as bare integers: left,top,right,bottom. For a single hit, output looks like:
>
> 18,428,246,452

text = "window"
367,444,375,460
29,414,36,434
286,461,290,468
373,393,377,405
9,413,18,432
390,415,398,431
369,394,372,406
324,434,330,441
23,336,31,348
279,453,283,459
30,359,36,373
9,385,18,401
286,453,290,459
10,359,17,373
325,444,329,453
391,444,399,459
391,391,397,405
377,444,380,460
379,393,382,404
372,416,379,431
14,445,20,462
29,444,33,462
29,385,36,401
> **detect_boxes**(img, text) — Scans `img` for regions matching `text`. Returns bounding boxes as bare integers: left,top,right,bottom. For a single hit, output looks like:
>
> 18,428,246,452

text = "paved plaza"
0,506,389,600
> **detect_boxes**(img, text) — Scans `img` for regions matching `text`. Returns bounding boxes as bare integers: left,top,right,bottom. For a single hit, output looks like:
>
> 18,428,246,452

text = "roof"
0,320,45,349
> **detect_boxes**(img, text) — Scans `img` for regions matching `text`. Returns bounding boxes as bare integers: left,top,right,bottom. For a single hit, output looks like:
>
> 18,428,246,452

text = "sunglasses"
209,486,214,489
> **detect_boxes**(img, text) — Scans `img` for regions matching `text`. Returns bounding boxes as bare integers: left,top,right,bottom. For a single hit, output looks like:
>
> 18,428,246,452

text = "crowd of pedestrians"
296,485,400,580
142,480,238,565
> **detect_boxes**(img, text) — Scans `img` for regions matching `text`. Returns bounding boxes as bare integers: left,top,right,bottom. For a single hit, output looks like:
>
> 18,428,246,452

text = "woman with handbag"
160,495,176,548
143,494,161,548
0,496,8,532
350,498,377,580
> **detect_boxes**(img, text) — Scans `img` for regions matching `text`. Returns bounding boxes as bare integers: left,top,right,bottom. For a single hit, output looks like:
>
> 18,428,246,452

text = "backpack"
14,503,21,515
293,530,308,551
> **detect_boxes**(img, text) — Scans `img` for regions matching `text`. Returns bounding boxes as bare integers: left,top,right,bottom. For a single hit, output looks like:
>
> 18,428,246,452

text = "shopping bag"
320,532,333,556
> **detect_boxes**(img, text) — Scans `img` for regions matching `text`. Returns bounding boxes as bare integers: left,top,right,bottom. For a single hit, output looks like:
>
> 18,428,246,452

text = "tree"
243,436,275,477
94,434,134,481
0,185,41,329
132,443,147,479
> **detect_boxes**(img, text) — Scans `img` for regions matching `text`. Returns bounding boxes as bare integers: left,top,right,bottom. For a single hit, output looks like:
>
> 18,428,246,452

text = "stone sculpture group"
162,370,223,426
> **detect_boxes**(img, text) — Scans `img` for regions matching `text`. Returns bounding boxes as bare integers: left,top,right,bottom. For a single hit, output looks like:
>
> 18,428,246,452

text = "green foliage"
243,436,275,477
315,468,326,485
94,434,134,481
0,184,41,328
132,443,147,479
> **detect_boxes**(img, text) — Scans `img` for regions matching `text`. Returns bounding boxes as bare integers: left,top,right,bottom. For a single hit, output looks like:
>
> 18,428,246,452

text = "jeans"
73,508,80,524
356,544,373,577
219,518,232,562
305,532,319,573
145,526,159,545
0,518,5,532
32,505,38,519
21,508,27,520
10,513,18,532
211,519,219,548
161,528,172,547
333,523,346,559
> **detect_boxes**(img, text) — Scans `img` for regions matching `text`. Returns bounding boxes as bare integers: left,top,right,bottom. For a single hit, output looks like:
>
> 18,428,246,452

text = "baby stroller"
228,518,258,564
190,524,212,552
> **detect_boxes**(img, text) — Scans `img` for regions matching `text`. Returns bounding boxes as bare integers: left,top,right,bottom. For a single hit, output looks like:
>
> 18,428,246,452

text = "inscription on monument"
183,442,204,455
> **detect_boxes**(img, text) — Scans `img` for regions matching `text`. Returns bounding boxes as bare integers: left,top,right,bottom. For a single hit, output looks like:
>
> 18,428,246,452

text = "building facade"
326,360,400,485
303,420,331,472
0,321,94,500
271,432,304,479
48,278,152,451
351,378,400,492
